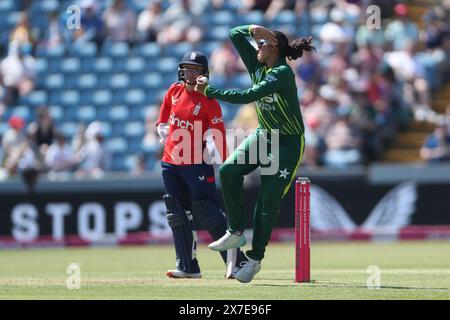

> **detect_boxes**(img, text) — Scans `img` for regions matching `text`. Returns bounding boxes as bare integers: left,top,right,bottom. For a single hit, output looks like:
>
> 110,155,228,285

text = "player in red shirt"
156,51,247,278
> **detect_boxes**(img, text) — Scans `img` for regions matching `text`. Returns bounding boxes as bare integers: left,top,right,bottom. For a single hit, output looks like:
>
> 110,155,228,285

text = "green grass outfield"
0,241,449,299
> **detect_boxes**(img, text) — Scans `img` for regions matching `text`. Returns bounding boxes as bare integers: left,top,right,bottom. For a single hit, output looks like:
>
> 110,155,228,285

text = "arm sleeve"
156,84,175,125
229,25,258,73
206,100,228,162
204,66,289,104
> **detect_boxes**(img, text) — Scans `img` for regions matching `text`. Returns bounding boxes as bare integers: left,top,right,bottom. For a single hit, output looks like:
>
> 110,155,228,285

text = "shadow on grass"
253,280,450,291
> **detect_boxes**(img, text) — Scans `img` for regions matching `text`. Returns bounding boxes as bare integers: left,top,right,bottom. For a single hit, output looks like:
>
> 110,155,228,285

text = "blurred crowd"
1,0,450,185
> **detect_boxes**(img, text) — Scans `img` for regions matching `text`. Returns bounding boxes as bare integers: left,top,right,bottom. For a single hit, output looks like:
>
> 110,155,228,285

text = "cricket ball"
197,76,208,85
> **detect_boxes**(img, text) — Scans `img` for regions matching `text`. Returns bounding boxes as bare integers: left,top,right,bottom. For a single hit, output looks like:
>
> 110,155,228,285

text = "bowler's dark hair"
273,31,315,60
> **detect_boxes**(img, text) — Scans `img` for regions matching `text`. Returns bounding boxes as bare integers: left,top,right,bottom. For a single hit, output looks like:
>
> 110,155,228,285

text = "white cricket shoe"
225,260,248,279
208,231,247,251
166,269,202,279
234,258,261,283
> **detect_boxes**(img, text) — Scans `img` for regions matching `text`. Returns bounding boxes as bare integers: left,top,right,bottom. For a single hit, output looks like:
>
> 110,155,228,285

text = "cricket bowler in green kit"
195,25,315,283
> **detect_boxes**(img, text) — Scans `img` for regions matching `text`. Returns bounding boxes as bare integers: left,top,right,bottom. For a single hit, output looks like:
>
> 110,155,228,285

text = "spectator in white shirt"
102,0,136,43
75,122,111,179
0,43,36,108
45,133,78,173
137,0,164,42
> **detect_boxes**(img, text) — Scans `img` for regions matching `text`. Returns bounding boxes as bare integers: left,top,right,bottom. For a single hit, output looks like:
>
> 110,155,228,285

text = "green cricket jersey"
204,25,304,136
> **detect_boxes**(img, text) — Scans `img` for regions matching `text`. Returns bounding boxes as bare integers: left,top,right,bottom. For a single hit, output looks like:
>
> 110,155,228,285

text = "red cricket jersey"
156,82,228,165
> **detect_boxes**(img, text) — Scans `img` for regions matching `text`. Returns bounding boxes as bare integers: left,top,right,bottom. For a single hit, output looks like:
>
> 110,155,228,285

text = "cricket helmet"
178,51,209,82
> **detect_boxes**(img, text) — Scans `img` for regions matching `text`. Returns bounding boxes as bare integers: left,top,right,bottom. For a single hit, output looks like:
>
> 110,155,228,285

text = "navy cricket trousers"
161,161,220,210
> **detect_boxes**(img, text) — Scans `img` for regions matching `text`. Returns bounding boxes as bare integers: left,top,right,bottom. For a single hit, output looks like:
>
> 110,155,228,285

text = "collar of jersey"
265,57,286,72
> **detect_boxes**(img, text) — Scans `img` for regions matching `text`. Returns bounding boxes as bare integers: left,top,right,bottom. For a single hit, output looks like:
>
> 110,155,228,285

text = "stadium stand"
0,0,449,178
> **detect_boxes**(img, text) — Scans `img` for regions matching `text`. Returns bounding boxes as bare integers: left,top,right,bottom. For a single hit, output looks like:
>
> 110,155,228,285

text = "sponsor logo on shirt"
170,113,194,130
192,103,201,116
256,102,275,111
211,116,223,125
264,74,277,83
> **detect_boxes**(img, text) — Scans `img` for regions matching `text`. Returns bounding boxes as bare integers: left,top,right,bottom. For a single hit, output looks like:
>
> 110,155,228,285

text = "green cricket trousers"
219,129,305,261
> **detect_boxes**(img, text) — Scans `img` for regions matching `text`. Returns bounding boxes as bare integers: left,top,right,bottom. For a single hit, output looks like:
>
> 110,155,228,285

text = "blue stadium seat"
109,105,129,121
130,0,148,11
140,73,163,89
60,122,78,137
33,0,59,12
310,7,329,25
124,154,135,171
124,121,145,138
125,89,146,105
77,105,97,122
134,43,161,58
45,74,65,90
92,90,112,105
298,11,311,37
107,137,128,153
6,11,21,28
220,0,241,11
273,25,297,38
125,57,145,73
48,105,63,122
93,57,113,73
237,11,264,25
163,42,194,58
10,106,31,121
156,57,178,73
102,42,129,57
73,42,98,57
36,44,65,58
61,58,81,73
271,10,297,25
60,90,80,105
102,122,112,137
0,122,9,136
35,58,48,74
110,73,130,89
0,0,15,11
19,91,48,106
77,74,98,90
209,10,234,26
206,25,231,41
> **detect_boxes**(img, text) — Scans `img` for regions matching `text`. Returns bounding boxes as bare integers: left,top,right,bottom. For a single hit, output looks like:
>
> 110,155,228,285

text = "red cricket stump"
295,177,311,282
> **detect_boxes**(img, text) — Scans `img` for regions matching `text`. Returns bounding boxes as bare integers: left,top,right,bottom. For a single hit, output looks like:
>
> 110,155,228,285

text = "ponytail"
273,31,315,61
286,36,315,60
